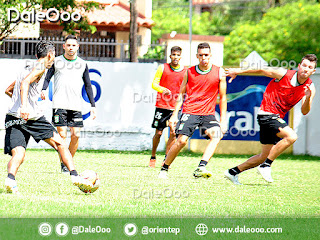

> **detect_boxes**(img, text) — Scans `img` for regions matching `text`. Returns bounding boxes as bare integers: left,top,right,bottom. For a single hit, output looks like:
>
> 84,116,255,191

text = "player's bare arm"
5,81,15,98
169,71,187,131
226,67,287,83
20,61,46,120
219,68,228,134
301,83,316,115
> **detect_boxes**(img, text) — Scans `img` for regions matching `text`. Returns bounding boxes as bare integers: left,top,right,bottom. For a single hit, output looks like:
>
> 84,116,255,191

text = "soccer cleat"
71,175,93,193
224,170,242,185
193,167,212,179
5,177,19,194
161,160,171,169
158,170,168,179
257,166,274,183
149,159,156,168
61,164,70,174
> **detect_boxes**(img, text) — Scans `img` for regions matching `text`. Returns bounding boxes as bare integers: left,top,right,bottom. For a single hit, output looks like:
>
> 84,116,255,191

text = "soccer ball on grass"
80,170,100,193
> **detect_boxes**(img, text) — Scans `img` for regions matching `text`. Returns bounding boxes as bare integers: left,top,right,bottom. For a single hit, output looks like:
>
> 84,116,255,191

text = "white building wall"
293,70,320,156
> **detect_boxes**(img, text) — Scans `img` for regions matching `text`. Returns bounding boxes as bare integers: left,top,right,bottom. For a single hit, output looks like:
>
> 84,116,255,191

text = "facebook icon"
55,222,69,236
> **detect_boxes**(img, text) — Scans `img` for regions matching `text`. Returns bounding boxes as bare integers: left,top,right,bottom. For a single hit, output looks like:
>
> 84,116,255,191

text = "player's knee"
55,141,68,152
12,147,26,160
286,132,298,144
59,132,67,139
177,137,188,147
71,132,80,139
154,130,163,138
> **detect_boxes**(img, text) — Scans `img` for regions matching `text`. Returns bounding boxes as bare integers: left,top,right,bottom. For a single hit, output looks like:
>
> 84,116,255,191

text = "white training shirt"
8,63,46,120
49,55,88,111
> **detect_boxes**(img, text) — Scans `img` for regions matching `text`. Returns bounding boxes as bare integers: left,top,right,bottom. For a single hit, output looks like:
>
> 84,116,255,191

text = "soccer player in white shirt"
4,40,92,193
42,35,96,173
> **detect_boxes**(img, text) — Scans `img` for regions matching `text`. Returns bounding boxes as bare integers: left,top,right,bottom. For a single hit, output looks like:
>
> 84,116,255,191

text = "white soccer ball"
81,170,100,193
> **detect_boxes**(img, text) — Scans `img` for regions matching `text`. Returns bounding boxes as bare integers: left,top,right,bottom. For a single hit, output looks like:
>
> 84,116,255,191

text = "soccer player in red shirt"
149,46,187,168
224,54,317,185
158,42,228,179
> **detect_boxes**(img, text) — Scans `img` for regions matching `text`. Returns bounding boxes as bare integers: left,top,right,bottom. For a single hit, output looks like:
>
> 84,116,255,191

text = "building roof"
193,0,221,5
86,2,153,28
41,1,154,30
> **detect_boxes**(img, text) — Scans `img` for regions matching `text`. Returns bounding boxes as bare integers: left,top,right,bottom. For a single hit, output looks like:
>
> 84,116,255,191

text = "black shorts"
258,114,288,145
52,109,84,127
151,107,173,131
176,114,220,139
4,114,57,155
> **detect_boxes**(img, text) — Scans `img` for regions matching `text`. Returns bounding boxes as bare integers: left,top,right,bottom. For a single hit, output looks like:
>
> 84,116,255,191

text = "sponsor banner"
1,218,319,239
190,75,289,141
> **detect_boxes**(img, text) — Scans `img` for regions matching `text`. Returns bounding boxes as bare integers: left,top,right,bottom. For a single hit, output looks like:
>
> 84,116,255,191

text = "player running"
158,42,227,179
4,40,92,193
224,54,317,185
149,46,187,167
42,35,96,173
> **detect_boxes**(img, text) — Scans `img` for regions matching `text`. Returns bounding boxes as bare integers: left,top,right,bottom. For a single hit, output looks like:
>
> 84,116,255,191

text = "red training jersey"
182,65,220,115
155,63,187,110
260,70,312,119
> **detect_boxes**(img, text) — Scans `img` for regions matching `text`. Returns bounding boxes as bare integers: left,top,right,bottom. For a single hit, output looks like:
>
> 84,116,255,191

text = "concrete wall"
0,59,165,151
293,70,320,156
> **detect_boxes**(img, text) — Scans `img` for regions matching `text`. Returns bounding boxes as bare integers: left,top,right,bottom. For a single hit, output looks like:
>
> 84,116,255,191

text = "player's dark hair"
171,46,182,54
35,40,55,59
301,54,318,68
65,35,78,42
197,42,211,52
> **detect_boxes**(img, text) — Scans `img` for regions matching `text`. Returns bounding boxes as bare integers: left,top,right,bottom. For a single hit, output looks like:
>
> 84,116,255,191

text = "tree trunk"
130,0,138,62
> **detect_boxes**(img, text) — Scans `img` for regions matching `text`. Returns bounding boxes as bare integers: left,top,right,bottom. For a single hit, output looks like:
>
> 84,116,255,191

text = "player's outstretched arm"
301,83,316,115
219,68,228,134
5,81,15,98
226,67,287,83
20,61,46,120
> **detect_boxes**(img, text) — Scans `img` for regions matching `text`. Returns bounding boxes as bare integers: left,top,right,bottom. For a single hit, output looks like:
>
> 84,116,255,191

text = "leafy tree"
0,0,100,41
0,0,40,40
151,0,310,42
151,7,226,42
224,0,320,66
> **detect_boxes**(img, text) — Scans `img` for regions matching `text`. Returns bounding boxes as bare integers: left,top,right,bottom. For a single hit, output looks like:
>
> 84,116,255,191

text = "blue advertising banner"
190,75,289,141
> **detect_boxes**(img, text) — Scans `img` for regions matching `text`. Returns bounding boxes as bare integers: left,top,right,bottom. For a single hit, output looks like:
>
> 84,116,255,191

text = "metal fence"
0,37,167,63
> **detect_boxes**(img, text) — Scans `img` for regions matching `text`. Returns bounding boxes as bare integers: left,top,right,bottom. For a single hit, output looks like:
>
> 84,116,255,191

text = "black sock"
150,156,156,160
260,158,273,168
198,160,208,168
61,162,66,167
161,164,169,171
8,173,15,180
229,167,241,176
69,170,78,176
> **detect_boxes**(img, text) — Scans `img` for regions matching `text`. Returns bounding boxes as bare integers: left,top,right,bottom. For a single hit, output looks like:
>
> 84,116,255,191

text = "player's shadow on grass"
118,165,149,168
19,171,59,174
242,183,273,186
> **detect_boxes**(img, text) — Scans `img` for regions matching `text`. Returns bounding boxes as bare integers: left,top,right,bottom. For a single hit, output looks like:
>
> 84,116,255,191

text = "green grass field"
0,149,319,218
